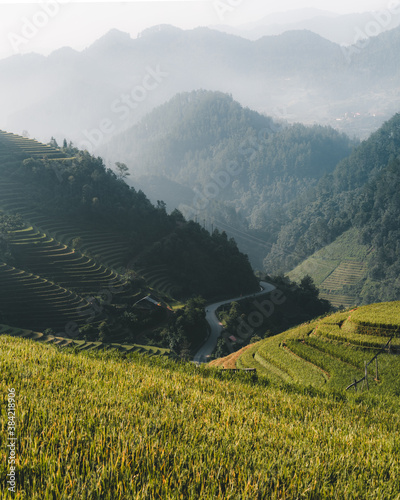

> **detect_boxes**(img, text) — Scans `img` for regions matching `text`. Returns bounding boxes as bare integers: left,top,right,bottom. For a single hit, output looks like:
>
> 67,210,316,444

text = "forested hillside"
0,131,257,298
103,94,400,305
270,113,400,304
102,90,355,268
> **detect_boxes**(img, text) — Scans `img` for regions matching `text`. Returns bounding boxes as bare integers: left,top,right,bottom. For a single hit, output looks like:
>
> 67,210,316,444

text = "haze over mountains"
1,16,400,146
213,7,400,45
2,7,400,498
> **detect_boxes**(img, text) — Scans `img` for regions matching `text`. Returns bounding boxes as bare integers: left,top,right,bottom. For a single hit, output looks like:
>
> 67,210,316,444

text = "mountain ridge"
1,23,399,143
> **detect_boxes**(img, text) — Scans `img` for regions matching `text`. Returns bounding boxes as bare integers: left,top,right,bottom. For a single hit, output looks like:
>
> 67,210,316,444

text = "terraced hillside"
7,225,128,293
0,130,259,307
135,264,180,298
0,213,168,338
0,202,140,334
0,324,174,358
0,130,260,355
288,228,372,308
0,133,165,336
211,301,400,395
319,260,366,308
0,130,71,160
0,179,131,271
0,262,94,332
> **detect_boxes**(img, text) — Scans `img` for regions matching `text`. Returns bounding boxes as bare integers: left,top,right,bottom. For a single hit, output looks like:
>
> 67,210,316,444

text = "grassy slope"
1,335,399,499
213,301,400,396
287,227,371,307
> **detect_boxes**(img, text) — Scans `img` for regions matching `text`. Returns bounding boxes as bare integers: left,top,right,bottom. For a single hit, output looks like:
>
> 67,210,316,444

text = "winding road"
193,281,276,364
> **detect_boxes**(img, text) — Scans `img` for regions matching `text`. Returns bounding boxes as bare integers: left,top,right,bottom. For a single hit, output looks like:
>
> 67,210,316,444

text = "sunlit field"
1,335,399,499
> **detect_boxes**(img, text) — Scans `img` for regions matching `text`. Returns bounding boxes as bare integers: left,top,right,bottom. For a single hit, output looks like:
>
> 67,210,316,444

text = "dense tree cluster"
160,297,207,357
214,275,330,358
2,145,258,299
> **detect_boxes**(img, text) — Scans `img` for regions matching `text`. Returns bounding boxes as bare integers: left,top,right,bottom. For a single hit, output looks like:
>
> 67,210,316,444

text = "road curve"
193,281,276,364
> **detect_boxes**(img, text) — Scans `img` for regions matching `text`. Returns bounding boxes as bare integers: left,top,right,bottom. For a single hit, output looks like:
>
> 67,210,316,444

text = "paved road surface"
193,281,276,364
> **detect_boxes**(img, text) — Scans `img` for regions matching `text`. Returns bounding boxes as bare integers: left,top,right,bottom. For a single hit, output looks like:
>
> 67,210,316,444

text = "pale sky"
0,0,393,60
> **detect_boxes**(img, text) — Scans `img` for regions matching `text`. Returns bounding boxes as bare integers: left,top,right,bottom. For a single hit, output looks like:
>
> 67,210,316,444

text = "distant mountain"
88,28,134,53
1,24,400,144
213,9,400,46
244,8,338,27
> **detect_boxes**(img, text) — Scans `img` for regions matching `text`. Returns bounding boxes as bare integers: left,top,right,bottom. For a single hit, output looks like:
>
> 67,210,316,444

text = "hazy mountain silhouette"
0,24,399,145
213,8,400,45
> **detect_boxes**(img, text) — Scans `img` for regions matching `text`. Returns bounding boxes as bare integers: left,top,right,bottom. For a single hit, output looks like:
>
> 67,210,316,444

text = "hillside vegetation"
0,324,174,358
288,227,371,308
0,131,257,352
0,130,257,301
1,334,399,499
213,275,331,360
103,90,355,269
212,301,400,396
0,325,176,358
104,91,400,305
265,113,400,304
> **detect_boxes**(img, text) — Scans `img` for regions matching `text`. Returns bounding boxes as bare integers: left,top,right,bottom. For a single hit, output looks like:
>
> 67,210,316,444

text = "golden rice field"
213,301,400,397
1,335,400,499
351,302,400,331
